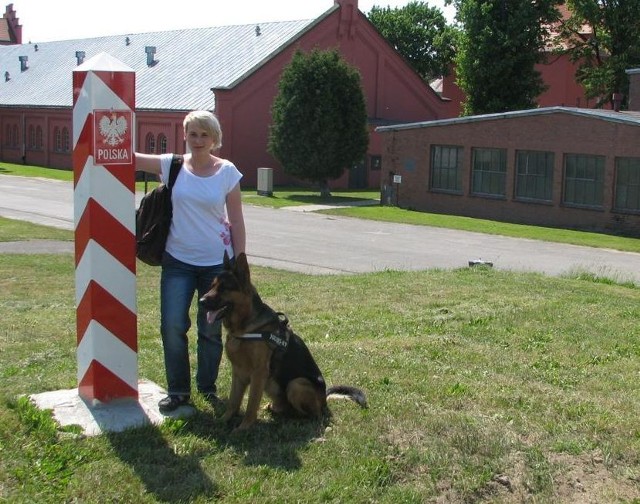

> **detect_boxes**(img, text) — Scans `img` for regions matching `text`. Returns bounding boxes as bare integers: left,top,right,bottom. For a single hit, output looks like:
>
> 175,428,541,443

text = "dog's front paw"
231,420,254,434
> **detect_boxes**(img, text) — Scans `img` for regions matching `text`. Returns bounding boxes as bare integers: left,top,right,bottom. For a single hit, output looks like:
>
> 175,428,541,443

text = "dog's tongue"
206,311,217,324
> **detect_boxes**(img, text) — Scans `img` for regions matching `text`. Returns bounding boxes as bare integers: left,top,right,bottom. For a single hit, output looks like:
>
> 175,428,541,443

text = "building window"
12,124,19,146
158,134,168,154
54,127,62,152
515,150,554,202
62,127,70,152
28,125,36,150
145,132,156,153
370,155,381,171
471,148,506,197
563,154,604,207
36,126,43,150
4,125,9,146
431,145,463,193
615,157,640,212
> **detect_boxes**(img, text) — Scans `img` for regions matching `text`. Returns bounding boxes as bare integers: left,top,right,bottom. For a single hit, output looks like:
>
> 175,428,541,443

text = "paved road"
1,174,640,283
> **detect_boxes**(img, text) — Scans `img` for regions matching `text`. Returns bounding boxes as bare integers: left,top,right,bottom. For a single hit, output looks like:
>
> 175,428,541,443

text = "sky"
14,0,456,44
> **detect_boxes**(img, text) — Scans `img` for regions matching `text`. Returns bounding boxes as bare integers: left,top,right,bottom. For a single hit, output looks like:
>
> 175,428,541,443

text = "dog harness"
235,312,290,350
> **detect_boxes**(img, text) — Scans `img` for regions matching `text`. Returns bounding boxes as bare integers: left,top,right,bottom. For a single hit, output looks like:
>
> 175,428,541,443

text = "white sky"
13,0,456,44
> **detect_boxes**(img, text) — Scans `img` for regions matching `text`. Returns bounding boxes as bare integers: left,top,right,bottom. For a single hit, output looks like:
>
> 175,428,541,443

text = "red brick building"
377,90,640,236
441,4,595,116
0,1,450,189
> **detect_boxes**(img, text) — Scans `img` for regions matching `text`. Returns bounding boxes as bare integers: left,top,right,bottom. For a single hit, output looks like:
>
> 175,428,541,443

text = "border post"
72,52,137,404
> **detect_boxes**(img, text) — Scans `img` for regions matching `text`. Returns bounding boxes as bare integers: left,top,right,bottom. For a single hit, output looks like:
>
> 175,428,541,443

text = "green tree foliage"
453,0,561,115
558,0,640,108
367,1,458,81
268,49,368,197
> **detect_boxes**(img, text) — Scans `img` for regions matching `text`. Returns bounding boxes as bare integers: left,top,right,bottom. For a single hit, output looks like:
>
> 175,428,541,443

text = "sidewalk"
283,199,379,212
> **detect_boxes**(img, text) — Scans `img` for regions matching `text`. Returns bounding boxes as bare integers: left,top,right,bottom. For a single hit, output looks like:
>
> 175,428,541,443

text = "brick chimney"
2,4,22,45
335,0,359,39
626,69,640,111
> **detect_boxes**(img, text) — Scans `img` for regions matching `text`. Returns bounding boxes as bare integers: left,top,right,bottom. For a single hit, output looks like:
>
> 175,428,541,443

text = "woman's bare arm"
226,183,246,256
134,153,162,175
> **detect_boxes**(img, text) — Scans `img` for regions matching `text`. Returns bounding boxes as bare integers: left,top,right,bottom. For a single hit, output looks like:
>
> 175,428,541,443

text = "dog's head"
199,251,252,324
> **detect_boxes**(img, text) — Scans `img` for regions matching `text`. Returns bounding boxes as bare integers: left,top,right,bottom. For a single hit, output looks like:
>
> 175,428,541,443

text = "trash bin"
257,167,273,196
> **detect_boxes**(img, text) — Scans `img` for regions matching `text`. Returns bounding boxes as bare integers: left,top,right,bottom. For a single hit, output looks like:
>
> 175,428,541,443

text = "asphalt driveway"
1,174,640,284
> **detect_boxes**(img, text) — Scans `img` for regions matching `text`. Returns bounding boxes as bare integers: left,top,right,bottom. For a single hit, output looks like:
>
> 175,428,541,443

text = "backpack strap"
167,154,183,189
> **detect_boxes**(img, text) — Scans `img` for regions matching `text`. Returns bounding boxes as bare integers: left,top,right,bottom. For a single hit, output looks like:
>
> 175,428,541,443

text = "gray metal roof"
0,18,319,111
376,106,640,132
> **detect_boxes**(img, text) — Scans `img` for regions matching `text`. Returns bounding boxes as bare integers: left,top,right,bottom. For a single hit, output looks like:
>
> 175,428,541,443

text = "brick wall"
380,111,640,236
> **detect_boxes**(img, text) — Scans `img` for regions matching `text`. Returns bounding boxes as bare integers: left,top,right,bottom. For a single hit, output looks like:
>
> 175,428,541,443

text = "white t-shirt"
159,153,242,266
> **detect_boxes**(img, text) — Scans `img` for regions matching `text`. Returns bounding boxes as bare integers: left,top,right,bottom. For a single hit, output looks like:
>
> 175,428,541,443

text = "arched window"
36,126,43,150
28,125,36,149
54,127,62,152
4,125,9,146
12,124,19,146
62,127,70,152
158,133,168,154
145,132,156,153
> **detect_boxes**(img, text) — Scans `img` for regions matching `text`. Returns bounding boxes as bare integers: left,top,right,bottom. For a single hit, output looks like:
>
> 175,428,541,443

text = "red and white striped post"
72,52,137,404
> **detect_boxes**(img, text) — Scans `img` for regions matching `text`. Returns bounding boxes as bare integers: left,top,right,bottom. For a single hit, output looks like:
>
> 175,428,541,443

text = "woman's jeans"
160,253,224,397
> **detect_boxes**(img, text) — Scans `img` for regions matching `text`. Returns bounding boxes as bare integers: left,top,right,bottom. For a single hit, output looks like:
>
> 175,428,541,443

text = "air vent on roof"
126,36,131,46
255,25,261,36
34,44,38,52
4,71,9,82
18,55,28,72
145,46,156,66
75,51,85,65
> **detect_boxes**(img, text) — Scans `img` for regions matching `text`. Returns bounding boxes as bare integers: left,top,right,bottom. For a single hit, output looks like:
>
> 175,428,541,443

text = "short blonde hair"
183,110,223,150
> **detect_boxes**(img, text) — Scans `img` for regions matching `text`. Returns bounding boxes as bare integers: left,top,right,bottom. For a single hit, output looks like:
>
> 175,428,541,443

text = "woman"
135,110,246,413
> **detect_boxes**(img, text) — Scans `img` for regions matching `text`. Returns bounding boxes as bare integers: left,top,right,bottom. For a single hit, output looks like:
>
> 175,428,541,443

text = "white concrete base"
29,379,195,436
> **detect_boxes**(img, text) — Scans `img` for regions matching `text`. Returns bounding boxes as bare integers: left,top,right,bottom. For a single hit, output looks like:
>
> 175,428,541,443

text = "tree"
558,1,640,108
453,0,561,115
367,1,458,81
268,49,369,197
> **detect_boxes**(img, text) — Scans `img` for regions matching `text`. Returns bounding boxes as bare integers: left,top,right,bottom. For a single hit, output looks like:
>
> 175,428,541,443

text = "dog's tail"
326,385,368,409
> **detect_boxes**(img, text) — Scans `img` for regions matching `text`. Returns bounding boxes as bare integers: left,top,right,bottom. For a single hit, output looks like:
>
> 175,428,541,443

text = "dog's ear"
235,252,251,288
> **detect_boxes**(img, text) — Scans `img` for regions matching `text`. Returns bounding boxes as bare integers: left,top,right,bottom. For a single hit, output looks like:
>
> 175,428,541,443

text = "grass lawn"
1,216,640,502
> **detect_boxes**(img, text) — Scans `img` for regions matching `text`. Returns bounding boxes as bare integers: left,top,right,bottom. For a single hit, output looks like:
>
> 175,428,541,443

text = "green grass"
0,161,162,193
242,188,379,208
0,163,74,181
323,206,640,253
1,218,640,502
0,217,73,242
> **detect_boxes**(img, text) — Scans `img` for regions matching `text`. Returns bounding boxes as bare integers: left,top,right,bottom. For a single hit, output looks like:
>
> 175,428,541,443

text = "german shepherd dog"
199,252,367,432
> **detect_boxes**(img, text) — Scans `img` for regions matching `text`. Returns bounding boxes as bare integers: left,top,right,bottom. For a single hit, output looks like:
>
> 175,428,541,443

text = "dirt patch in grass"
549,451,639,503
384,418,639,504
475,450,639,503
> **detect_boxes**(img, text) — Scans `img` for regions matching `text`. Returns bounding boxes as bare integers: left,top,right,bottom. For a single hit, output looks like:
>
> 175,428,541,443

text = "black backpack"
135,155,183,266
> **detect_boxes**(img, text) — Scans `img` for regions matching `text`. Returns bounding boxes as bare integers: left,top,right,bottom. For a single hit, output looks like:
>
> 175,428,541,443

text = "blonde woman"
136,110,246,412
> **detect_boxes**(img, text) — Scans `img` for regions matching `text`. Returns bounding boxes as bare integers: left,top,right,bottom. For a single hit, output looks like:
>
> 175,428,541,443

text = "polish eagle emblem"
99,113,128,146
